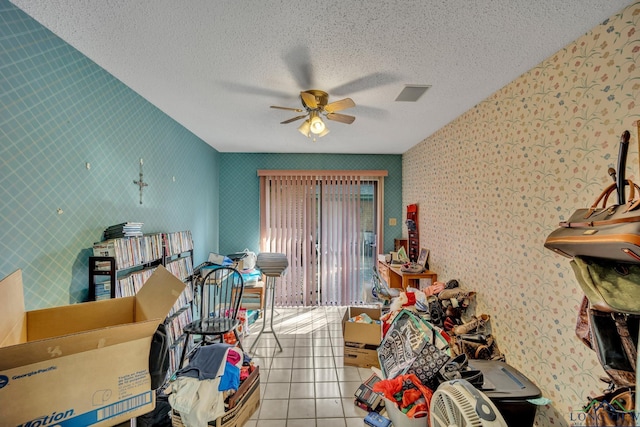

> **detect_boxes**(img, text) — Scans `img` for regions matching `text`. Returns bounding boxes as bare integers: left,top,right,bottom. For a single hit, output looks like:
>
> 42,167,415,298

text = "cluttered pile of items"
157,250,267,427
169,343,260,427
545,130,640,425
347,276,541,427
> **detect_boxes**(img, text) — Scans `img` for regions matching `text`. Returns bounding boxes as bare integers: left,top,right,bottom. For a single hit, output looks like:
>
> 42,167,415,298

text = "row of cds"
115,267,156,298
164,230,194,258
165,256,195,282
168,335,190,378
167,309,194,347
93,234,164,270
167,284,194,319
92,231,194,271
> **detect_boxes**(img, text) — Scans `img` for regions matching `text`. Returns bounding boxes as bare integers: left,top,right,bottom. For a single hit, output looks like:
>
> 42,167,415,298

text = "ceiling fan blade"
284,46,314,89
329,72,400,96
281,115,308,124
220,81,291,98
324,98,355,113
271,105,304,112
300,91,317,109
326,113,356,124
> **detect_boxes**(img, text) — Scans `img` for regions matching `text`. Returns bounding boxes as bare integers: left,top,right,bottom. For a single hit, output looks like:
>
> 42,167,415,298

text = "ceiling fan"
271,89,356,140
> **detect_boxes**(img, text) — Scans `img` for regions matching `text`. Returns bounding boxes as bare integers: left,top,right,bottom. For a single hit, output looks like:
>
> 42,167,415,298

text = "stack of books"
103,222,144,239
255,253,288,277
354,374,385,413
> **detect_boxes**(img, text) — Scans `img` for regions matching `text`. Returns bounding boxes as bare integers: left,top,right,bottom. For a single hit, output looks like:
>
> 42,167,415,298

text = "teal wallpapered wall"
0,1,220,309
218,153,403,256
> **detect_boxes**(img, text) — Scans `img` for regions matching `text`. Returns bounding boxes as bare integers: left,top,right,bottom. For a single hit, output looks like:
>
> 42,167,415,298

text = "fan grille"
431,386,483,427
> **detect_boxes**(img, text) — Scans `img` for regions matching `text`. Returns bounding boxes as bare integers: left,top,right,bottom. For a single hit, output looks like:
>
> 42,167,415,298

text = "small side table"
378,260,437,291
243,281,265,310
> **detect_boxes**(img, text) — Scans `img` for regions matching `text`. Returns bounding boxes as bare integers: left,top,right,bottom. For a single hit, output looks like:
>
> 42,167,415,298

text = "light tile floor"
242,306,373,427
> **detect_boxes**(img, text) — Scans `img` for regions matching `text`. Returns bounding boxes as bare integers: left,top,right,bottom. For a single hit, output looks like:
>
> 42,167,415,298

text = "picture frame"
416,247,430,269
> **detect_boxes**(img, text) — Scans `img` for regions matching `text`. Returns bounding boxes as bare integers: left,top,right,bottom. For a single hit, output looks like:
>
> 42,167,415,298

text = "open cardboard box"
0,265,185,427
342,306,382,368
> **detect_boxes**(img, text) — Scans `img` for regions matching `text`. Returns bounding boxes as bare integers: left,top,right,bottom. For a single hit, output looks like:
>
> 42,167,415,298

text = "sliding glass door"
259,171,385,306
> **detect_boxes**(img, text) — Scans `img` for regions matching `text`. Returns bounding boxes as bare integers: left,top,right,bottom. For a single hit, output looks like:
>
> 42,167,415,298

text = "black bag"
149,323,170,390
137,394,172,427
589,309,637,388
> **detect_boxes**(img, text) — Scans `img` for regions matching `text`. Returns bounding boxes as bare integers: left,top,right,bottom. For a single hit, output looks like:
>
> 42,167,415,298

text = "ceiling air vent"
395,85,431,102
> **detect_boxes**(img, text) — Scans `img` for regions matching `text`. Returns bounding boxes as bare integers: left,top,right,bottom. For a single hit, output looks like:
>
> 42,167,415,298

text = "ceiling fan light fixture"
309,111,326,134
272,89,355,139
298,119,311,137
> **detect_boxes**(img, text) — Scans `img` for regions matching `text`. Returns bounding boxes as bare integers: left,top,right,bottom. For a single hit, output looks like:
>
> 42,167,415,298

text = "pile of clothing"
167,343,254,426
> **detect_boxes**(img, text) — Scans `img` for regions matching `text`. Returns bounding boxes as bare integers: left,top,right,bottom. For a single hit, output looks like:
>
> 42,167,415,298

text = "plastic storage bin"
469,360,541,427
382,398,427,427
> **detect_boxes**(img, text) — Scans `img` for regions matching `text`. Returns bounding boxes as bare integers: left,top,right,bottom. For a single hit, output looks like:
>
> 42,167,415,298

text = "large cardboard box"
171,366,261,427
342,306,382,368
0,265,185,427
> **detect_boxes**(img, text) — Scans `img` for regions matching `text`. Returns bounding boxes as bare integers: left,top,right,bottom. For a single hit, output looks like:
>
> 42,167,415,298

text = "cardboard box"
207,252,226,265
171,366,261,427
0,265,185,427
342,306,382,368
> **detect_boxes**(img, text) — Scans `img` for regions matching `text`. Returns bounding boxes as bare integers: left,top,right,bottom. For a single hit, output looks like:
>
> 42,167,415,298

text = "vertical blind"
259,170,387,306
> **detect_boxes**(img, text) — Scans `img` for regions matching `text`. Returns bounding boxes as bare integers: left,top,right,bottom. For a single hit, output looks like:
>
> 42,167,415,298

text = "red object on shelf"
406,204,419,262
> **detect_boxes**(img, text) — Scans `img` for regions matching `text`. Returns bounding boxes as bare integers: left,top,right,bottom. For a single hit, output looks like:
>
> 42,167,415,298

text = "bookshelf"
88,230,195,382
162,231,195,376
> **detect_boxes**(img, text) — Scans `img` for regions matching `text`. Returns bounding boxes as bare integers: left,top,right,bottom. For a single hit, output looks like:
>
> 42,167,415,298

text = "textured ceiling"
10,0,633,154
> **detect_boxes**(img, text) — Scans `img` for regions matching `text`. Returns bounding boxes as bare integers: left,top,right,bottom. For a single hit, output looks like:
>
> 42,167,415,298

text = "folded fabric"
169,376,225,426
168,376,201,414
177,343,233,380
402,292,416,306
226,347,242,366
349,313,373,323
401,388,422,408
219,362,241,392
239,365,251,381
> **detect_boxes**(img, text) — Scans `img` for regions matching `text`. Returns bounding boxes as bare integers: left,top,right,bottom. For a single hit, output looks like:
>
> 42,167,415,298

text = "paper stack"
256,253,289,277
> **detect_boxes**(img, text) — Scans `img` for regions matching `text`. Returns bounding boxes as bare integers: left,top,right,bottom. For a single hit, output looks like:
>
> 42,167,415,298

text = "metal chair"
178,266,244,369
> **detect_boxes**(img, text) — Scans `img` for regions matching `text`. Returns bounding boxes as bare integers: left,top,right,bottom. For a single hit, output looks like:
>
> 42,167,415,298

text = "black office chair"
178,266,244,369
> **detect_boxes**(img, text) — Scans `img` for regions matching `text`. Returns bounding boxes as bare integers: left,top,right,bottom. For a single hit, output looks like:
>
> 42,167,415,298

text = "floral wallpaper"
403,3,640,426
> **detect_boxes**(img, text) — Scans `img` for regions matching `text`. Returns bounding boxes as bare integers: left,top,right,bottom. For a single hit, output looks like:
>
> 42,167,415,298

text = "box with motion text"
0,265,185,427
342,306,383,368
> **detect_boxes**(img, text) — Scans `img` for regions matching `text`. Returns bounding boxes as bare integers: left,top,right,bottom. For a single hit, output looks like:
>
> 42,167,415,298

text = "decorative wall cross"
133,158,148,205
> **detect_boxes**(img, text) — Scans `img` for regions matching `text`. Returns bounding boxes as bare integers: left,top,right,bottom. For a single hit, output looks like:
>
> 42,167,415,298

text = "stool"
249,253,288,353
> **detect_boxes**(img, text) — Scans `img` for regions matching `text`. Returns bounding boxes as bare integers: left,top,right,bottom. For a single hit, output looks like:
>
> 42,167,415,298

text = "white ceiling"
10,1,632,154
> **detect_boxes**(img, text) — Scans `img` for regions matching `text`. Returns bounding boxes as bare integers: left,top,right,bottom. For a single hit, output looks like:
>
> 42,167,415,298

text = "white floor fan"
430,379,508,427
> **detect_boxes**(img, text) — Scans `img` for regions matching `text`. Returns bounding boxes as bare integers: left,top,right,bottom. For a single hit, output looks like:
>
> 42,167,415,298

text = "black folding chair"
178,266,244,369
